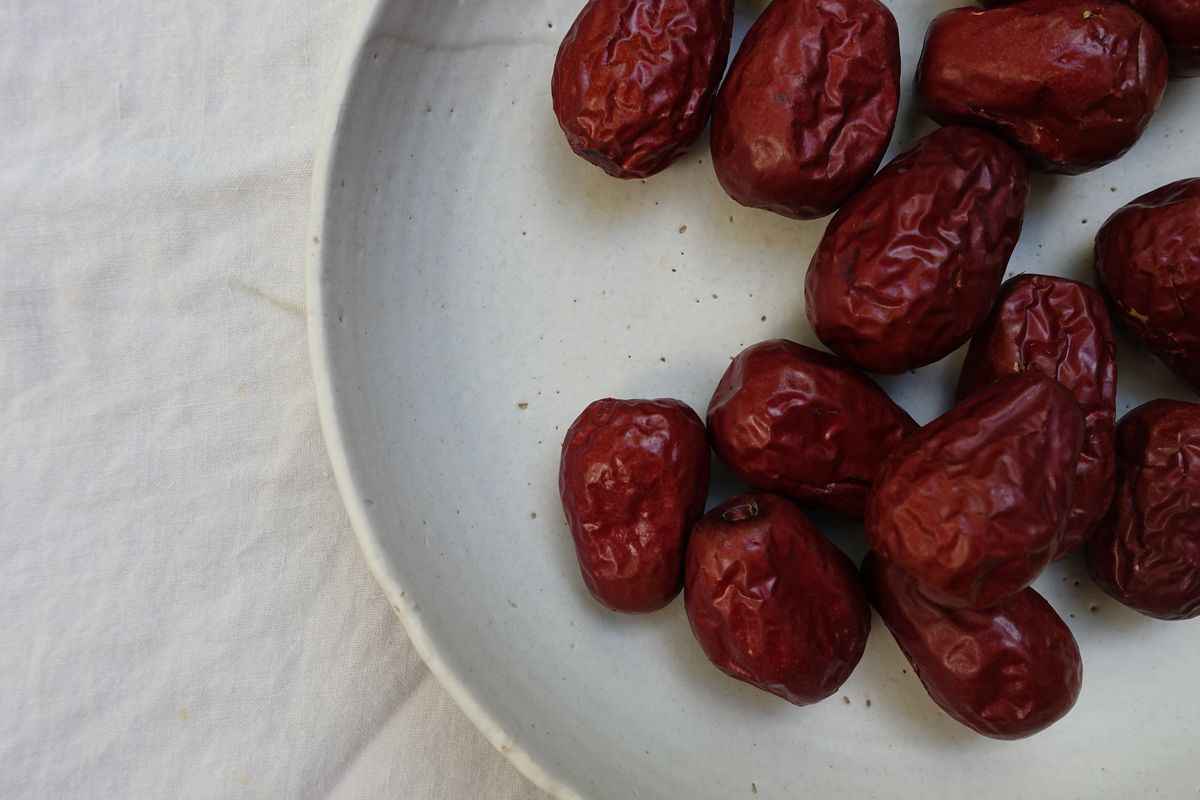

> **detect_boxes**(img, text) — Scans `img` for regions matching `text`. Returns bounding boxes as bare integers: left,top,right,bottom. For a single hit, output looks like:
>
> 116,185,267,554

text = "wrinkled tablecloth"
1,1,547,796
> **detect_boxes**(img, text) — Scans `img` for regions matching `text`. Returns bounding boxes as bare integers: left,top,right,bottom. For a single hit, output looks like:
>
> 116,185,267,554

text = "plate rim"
304,2,576,797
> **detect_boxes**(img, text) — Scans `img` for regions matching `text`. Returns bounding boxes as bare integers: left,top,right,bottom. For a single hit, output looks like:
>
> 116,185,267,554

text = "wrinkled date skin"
867,374,1084,609
551,0,735,179
1129,0,1200,77
958,275,1118,559
685,492,871,705
961,0,1198,76
559,398,710,613
916,0,1168,174
707,340,918,515
709,0,900,219
1086,400,1200,620
863,553,1083,739
1094,178,1200,389
804,126,1029,374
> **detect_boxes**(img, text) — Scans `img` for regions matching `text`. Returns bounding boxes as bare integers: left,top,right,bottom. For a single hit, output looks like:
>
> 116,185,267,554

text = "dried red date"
804,126,1029,374
863,553,1083,739
920,0,1197,78
707,340,917,515
1086,400,1200,620
1128,0,1200,77
559,398,710,613
1094,178,1200,390
916,0,1168,174
867,374,1084,609
709,0,900,219
551,0,735,179
685,492,870,705
957,275,1118,558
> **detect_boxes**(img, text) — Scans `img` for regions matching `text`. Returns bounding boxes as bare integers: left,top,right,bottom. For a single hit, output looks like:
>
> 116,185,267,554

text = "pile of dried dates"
552,0,1200,739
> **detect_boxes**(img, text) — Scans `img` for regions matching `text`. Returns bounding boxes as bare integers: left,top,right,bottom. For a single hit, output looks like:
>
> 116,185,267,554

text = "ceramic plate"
307,1,1200,796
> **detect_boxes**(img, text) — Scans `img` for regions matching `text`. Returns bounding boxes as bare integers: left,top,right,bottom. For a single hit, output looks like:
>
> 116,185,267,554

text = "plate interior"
311,1,1200,797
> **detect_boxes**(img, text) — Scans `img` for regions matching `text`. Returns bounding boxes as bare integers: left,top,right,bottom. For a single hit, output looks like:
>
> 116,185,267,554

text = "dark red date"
551,0,735,179
1086,400,1200,620
957,275,1118,558
709,0,900,219
707,340,917,515
1128,0,1200,77
863,553,1083,739
916,0,1168,174
559,398,710,613
1094,178,1200,390
685,492,870,705
951,0,1196,78
804,126,1029,374
867,374,1084,609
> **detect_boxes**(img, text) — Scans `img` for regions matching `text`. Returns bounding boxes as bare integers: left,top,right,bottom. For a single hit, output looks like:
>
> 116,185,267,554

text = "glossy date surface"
804,126,1029,374
863,553,1083,740
957,275,1118,558
1129,0,1200,77
867,374,1084,609
1086,400,1200,620
709,0,900,219
559,398,710,613
707,340,917,516
1094,178,1200,390
685,492,870,705
916,0,1168,174
551,0,735,178
979,0,1200,70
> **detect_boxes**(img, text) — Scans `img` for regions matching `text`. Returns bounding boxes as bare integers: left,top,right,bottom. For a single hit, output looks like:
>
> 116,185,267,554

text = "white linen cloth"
1,2,547,797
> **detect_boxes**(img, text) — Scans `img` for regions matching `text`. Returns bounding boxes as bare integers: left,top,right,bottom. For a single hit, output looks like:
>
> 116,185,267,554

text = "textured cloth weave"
0,2,547,797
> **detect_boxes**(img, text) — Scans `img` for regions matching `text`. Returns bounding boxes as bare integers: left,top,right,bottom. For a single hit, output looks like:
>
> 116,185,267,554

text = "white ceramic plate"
307,1,1200,797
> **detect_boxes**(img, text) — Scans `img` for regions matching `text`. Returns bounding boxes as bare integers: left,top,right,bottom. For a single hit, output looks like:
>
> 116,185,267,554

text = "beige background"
0,1,546,796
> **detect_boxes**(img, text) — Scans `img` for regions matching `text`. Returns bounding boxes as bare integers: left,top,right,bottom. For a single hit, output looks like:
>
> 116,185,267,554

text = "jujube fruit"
1087,399,1200,620
957,275,1117,558
805,126,1029,374
710,0,901,219
559,398,711,613
685,492,870,705
551,0,735,178
707,339,917,516
864,553,1083,740
867,374,1084,609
